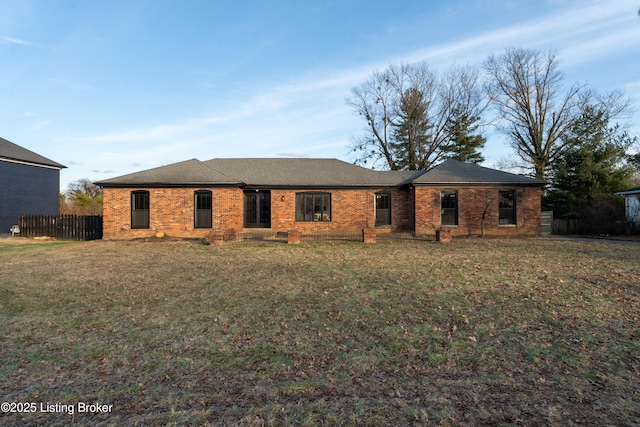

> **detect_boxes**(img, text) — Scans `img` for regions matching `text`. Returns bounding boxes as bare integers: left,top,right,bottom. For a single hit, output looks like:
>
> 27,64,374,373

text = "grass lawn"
1,238,639,426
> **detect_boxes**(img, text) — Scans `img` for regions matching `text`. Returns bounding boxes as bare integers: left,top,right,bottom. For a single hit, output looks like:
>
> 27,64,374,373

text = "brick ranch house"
95,158,546,240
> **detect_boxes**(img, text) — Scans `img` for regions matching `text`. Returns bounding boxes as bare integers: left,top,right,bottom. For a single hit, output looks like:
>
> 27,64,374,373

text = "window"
375,193,391,226
194,190,212,228
131,191,150,229
499,191,516,225
441,190,458,226
296,193,331,222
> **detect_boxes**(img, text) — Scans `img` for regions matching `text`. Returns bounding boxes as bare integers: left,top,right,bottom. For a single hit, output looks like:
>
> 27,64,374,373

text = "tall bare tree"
484,48,588,180
346,62,487,170
484,47,632,180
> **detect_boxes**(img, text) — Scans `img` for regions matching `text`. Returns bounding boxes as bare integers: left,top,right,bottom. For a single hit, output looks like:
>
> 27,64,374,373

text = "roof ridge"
415,159,546,185
96,157,546,187
200,158,246,183
95,157,242,186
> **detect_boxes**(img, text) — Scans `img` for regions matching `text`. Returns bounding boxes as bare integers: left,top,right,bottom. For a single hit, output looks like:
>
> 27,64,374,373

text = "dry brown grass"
1,237,639,426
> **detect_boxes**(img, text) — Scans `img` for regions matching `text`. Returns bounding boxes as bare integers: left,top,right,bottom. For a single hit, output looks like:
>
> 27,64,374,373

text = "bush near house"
60,178,103,216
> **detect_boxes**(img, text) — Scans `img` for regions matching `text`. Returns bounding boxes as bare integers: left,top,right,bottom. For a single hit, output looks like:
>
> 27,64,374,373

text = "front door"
244,190,271,228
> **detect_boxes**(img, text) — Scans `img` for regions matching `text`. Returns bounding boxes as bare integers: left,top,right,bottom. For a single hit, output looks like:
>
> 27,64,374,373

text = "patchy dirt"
0,235,60,244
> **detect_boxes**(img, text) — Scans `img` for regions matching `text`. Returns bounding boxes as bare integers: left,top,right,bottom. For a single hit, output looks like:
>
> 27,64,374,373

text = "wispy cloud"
1,35,33,46
277,152,309,158
1,34,49,50
73,0,640,172
402,0,640,67
625,81,640,90
47,78,92,91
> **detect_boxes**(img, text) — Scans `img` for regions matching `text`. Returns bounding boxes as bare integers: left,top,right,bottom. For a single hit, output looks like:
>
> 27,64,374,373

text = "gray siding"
0,160,60,232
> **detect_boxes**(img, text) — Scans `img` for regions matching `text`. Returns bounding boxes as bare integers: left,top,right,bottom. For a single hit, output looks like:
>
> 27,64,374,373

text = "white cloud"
72,0,639,177
1,34,49,50
625,81,640,90
1,35,32,46
401,0,640,67
277,152,309,158
47,78,92,91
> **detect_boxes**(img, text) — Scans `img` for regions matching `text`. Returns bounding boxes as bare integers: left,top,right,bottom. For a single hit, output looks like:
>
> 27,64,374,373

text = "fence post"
541,211,552,235
288,229,301,244
436,228,452,242
207,230,225,246
362,228,376,243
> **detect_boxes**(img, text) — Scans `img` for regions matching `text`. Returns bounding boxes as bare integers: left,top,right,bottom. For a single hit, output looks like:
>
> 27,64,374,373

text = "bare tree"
484,48,632,180
63,179,103,215
484,48,587,180
346,62,487,170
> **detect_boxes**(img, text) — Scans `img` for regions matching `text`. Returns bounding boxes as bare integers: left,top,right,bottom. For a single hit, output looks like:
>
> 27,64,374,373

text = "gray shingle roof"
372,170,429,186
203,158,403,187
0,137,66,169
95,159,241,187
413,159,546,186
95,157,547,188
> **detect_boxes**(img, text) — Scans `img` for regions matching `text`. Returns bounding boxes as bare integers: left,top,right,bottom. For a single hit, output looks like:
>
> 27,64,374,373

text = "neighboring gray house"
0,137,66,232
616,186,640,229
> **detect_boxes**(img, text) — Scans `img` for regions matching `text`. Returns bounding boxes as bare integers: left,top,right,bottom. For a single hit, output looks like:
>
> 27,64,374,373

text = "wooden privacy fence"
541,211,583,235
551,218,581,235
541,211,552,235
18,215,103,241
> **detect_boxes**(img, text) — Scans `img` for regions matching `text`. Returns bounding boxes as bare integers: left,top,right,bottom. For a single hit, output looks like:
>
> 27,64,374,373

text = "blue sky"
1,0,639,190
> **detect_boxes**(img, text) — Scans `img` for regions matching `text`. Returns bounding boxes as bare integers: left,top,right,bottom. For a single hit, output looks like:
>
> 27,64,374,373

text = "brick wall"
389,188,414,231
102,185,541,240
102,187,243,240
270,188,413,234
414,186,542,237
102,187,414,239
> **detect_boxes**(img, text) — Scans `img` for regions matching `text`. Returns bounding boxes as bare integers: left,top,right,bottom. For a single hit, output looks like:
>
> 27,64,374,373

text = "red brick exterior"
270,188,413,235
414,186,542,237
102,185,541,240
102,187,243,240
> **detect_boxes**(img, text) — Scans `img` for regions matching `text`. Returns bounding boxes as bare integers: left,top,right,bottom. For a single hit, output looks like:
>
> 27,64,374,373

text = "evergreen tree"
544,105,638,218
443,112,486,164
390,88,433,170
347,62,487,170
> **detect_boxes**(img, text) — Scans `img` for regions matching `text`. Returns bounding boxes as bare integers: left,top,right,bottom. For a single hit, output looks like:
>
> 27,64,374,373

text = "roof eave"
413,181,546,187
242,183,412,190
96,182,242,188
1,156,66,170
